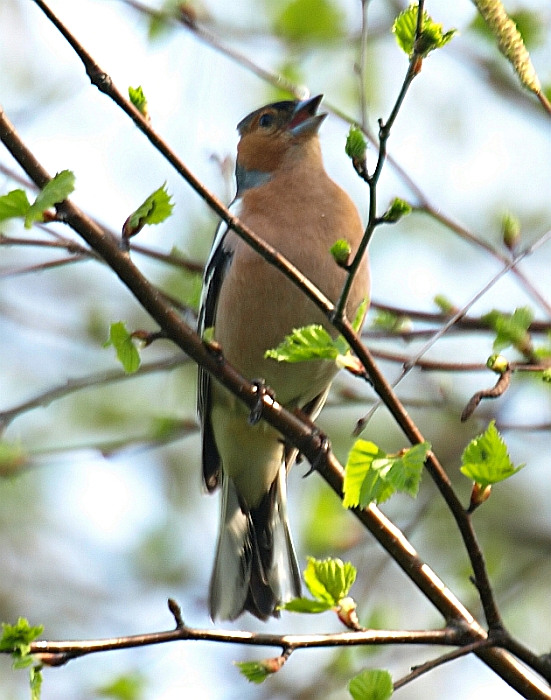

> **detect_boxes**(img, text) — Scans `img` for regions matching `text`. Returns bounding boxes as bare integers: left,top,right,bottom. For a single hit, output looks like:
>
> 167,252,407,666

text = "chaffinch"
198,94,370,620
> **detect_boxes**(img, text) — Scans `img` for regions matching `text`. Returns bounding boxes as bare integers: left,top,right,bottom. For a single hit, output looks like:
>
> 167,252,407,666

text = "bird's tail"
208,465,301,621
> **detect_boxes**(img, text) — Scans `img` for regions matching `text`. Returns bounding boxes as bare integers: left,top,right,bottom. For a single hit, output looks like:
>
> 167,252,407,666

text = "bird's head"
235,95,327,194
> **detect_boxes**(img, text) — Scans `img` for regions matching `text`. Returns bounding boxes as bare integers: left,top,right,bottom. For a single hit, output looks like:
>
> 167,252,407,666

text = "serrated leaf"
104,322,141,373
345,126,367,161
235,660,273,684
482,306,533,353
265,324,339,363
460,420,524,488
274,0,344,43
25,170,75,228
393,4,456,58
128,86,148,118
344,441,429,507
126,184,174,236
0,618,43,655
280,597,333,614
304,557,356,606
0,189,31,222
348,669,393,700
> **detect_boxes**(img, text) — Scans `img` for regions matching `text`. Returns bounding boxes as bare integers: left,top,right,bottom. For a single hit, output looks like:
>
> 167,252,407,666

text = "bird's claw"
248,379,274,425
303,430,331,477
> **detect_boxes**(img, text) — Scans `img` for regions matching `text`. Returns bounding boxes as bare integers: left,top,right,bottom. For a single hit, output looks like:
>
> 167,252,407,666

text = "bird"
198,94,370,621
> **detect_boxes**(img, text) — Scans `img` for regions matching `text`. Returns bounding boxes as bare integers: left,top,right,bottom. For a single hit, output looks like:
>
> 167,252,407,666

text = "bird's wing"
197,202,240,492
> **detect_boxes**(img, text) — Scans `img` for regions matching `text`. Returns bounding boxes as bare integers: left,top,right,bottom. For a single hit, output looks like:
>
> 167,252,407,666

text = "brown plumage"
198,95,370,620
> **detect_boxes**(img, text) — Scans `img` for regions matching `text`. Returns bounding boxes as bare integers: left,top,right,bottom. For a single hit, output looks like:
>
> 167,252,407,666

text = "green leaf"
0,440,28,477
460,421,524,488
482,306,533,353
235,659,282,684
128,86,149,118
344,441,430,507
274,0,345,43
303,557,356,606
381,197,412,223
25,170,75,228
30,666,43,700
330,238,351,267
348,669,393,700
372,310,411,334
0,189,31,222
501,211,520,251
104,321,141,373
125,184,174,237
352,298,369,333
0,618,43,655
280,597,333,613
265,324,339,363
97,673,147,700
542,368,551,383
393,4,456,58
433,294,456,315
345,126,367,162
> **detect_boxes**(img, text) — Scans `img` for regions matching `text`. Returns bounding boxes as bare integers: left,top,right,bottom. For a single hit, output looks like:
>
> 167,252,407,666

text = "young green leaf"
433,294,457,315
0,189,31,222
235,658,283,684
482,306,533,355
265,324,339,363
30,666,43,700
393,4,456,58
344,440,430,507
0,440,28,477
352,298,369,333
381,197,412,223
97,672,147,700
345,125,368,162
274,0,345,43
280,597,333,614
502,211,520,251
104,321,141,373
303,557,356,606
25,170,75,228
0,618,43,658
124,184,174,239
330,238,352,267
1,615,44,698
460,421,524,488
266,297,368,370
372,310,411,334
128,85,149,119
348,669,393,700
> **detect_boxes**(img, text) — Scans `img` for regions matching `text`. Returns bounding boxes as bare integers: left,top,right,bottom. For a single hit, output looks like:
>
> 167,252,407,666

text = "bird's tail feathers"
209,466,301,621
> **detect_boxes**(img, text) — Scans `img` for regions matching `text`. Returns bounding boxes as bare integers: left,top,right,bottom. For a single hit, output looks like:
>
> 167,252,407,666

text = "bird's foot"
303,429,331,477
248,379,275,425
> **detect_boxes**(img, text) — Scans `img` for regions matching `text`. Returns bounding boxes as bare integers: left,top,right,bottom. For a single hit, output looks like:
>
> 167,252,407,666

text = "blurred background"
0,0,550,698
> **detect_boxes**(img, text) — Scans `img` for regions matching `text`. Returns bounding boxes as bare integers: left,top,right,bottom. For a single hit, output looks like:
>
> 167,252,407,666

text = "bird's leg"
302,429,331,477
248,379,275,425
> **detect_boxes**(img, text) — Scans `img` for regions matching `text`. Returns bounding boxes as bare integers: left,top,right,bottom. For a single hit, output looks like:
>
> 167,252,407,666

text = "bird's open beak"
288,94,327,137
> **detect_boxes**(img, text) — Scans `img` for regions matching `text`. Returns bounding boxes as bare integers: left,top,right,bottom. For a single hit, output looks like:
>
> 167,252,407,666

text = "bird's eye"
258,112,275,128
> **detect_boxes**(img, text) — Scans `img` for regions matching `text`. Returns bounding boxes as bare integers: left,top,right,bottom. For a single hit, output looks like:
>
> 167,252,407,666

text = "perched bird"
198,94,370,621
